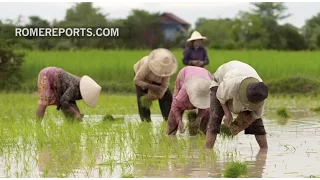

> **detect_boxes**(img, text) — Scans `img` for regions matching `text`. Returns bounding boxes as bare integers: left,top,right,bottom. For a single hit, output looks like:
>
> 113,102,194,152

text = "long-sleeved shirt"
171,66,213,123
133,56,169,98
56,71,82,110
182,46,209,67
210,60,265,119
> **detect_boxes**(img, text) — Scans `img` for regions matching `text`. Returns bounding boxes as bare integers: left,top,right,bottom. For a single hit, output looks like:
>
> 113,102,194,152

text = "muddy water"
1,114,320,178
127,115,320,178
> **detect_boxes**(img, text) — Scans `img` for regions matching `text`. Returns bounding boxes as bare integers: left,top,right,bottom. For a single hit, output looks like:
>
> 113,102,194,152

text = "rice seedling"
223,161,248,178
140,95,153,108
121,173,135,178
102,114,124,122
220,124,233,139
0,92,318,177
310,106,320,112
310,175,320,178
276,107,291,118
186,111,199,136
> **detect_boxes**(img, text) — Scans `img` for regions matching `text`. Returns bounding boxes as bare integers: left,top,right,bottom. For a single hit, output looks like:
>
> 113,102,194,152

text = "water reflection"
131,136,267,178
37,124,82,178
246,149,267,178
1,115,320,178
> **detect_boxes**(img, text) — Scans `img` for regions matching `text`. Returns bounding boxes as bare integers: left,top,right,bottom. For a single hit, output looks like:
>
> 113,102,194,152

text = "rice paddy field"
20,49,320,92
1,49,320,178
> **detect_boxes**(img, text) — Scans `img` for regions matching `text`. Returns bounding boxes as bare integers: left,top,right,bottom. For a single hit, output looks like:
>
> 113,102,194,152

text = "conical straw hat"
79,75,102,108
148,48,178,77
184,76,211,109
187,31,207,42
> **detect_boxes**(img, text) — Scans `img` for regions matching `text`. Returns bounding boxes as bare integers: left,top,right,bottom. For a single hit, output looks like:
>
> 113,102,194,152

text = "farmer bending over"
205,60,269,149
166,66,213,135
133,48,178,122
36,67,102,122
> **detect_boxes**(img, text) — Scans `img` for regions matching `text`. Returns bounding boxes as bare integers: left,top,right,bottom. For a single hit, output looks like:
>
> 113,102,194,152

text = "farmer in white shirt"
205,60,269,149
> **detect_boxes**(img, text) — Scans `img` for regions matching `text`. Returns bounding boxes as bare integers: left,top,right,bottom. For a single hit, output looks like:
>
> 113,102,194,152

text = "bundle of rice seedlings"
220,112,252,139
276,107,291,118
102,114,124,122
220,124,233,139
103,114,115,121
230,111,257,136
140,95,153,108
187,111,199,136
223,161,248,178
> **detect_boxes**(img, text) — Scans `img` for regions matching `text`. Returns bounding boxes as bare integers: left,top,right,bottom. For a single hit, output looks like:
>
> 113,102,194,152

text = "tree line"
0,2,320,51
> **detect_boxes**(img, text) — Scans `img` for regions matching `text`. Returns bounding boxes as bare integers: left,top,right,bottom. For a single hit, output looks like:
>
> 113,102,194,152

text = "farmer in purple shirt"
183,31,209,68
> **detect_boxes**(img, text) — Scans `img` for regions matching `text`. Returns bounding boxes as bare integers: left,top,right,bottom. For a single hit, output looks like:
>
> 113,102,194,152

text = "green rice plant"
223,161,248,178
310,106,320,112
276,107,291,118
121,173,135,178
102,114,124,122
310,175,320,178
1,92,319,178
220,124,234,139
186,111,199,136
17,50,320,94
140,95,153,108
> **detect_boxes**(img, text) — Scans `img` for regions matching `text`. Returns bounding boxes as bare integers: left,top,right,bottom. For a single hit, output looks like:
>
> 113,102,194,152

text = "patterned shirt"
56,71,82,110
133,56,170,98
171,66,213,122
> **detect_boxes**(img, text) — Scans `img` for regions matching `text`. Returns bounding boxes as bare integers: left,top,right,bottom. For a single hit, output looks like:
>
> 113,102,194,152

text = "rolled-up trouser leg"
200,110,210,135
207,87,225,134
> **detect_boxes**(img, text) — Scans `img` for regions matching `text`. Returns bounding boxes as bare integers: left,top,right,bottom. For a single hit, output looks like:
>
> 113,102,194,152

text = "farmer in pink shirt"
166,66,213,135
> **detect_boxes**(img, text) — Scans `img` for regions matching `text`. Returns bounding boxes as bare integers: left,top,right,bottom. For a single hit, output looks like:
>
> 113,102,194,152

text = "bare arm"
221,103,231,116
216,80,237,125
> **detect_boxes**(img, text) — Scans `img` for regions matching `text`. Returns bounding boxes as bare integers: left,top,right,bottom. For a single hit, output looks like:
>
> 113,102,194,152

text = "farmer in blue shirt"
183,31,209,68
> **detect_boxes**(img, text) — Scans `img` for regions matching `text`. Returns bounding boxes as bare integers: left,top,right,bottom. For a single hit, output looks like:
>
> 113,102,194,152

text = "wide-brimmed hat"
239,77,268,110
184,76,211,109
148,48,178,77
187,31,207,42
79,75,102,108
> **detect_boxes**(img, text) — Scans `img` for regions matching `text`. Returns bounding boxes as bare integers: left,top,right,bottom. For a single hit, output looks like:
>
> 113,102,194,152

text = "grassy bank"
19,49,320,93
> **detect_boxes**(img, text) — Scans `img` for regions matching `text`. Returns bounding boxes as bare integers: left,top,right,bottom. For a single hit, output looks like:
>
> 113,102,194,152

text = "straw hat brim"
187,36,207,42
147,48,178,77
239,77,264,110
79,75,102,108
184,76,211,109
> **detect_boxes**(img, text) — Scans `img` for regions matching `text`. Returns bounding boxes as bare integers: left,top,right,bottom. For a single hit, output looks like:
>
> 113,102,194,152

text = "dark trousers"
135,84,172,122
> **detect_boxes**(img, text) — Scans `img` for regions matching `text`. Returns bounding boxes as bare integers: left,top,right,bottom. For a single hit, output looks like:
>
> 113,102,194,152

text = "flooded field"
0,114,320,178
1,94,320,178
